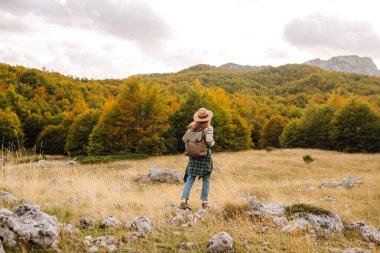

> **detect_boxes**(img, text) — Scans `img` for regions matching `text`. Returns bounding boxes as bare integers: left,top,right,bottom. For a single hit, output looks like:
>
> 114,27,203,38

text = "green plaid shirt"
185,148,213,178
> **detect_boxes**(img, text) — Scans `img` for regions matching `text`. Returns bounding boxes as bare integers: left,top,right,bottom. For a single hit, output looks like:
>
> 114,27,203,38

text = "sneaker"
201,202,208,209
180,201,192,211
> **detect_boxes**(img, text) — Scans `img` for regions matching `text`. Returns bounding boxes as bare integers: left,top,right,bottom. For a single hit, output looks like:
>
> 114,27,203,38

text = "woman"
180,107,215,210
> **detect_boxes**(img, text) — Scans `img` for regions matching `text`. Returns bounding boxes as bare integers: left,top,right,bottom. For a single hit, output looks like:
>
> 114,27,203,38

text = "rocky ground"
0,149,379,252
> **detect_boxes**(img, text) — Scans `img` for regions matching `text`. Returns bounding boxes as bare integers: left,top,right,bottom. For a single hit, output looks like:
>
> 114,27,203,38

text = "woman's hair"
188,120,211,131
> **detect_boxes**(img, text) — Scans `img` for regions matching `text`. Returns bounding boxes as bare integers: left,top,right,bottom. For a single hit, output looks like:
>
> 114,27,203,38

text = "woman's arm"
205,126,215,147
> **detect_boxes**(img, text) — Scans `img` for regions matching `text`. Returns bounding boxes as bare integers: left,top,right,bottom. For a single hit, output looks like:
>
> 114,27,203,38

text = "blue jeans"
182,174,210,201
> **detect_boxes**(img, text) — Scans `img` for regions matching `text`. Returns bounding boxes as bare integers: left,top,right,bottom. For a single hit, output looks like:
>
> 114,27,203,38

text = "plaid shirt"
185,147,213,179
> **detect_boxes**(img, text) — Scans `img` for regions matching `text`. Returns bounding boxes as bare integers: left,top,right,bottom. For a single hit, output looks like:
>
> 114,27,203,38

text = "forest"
0,62,379,156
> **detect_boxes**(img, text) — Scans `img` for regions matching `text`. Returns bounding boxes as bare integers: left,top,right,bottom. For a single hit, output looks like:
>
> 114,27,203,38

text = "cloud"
0,0,170,52
283,14,380,58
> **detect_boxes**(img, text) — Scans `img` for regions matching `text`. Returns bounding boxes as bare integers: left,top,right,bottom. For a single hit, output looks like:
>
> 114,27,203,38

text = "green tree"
36,125,68,154
65,109,101,156
331,98,380,153
23,113,44,147
0,109,24,149
260,115,289,148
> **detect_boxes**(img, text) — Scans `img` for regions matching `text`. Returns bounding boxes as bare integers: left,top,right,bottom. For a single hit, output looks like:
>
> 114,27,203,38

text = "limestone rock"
179,242,200,250
167,204,210,226
148,166,182,184
0,190,18,203
342,248,371,253
0,204,59,249
83,235,118,252
307,213,344,234
59,223,78,235
282,218,310,234
207,232,234,253
245,196,285,217
101,215,121,228
273,216,288,226
360,225,380,244
304,55,380,77
125,216,153,233
80,217,95,229
320,176,362,189
346,221,366,230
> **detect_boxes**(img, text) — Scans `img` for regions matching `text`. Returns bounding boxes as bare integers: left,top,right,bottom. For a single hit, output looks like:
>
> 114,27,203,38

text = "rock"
245,196,285,217
360,225,380,244
127,232,144,243
282,218,310,234
101,216,121,228
125,216,153,233
135,174,152,184
80,217,95,229
273,217,288,226
340,176,363,188
64,157,77,166
346,221,366,230
206,232,234,253
88,245,99,252
167,204,210,226
59,223,78,235
0,156,7,165
179,242,200,250
304,55,380,77
324,196,336,201
83,235,118,251
0,204,59,249
0,190,18,203
320,176,362,189
148,166,182,184
307,213,344,234
342,248,371,253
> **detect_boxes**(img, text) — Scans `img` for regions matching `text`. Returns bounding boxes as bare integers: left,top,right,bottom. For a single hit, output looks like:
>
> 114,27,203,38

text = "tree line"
0,63,379,155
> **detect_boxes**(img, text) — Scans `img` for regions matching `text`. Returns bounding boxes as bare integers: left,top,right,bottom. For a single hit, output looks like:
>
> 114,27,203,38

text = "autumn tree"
0,109,24,149
88,80,170,155
260,115,289,148
331,98,380,152
65,109,101,156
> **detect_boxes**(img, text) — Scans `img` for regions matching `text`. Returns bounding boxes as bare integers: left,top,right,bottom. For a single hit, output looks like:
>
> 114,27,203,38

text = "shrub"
285,203,332,217
303,155,314,163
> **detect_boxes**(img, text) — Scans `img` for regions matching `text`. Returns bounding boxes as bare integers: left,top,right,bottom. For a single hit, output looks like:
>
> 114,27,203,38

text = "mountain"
219,63,271,72
304,55,380,77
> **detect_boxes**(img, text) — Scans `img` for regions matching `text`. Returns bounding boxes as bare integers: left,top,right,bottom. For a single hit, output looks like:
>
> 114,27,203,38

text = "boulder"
0,204,59,249
0,190,18,203
307,213,344,234
148,166,182,184
125,216,153,233
100,215,121,228
245,196,285,217
273,216,288,226
360,225,380,244
206,232,234,253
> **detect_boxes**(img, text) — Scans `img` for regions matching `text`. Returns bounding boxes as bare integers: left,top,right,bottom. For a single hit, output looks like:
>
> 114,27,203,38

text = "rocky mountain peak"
304,55,380,76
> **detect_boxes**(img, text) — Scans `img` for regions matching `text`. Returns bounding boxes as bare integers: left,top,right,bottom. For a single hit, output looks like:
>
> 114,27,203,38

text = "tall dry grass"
1,149,379,252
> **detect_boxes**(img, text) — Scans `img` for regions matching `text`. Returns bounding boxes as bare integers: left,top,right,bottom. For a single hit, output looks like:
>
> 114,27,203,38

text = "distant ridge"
304,55,380,77
219,63,271,72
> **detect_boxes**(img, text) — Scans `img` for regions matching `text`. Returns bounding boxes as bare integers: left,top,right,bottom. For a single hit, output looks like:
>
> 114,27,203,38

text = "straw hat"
193,108,213,122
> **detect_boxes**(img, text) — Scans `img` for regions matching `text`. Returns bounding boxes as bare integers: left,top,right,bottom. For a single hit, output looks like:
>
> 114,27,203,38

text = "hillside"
0,62,380,155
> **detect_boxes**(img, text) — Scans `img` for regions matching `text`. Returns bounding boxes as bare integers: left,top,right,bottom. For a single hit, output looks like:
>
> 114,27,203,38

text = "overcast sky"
1,0,380,79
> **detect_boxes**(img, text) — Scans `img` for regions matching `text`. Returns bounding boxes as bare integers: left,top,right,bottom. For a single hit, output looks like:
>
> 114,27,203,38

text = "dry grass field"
1,148,380,252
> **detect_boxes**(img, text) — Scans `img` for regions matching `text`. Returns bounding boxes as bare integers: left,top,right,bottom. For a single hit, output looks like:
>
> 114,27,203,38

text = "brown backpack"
182,130,208,157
